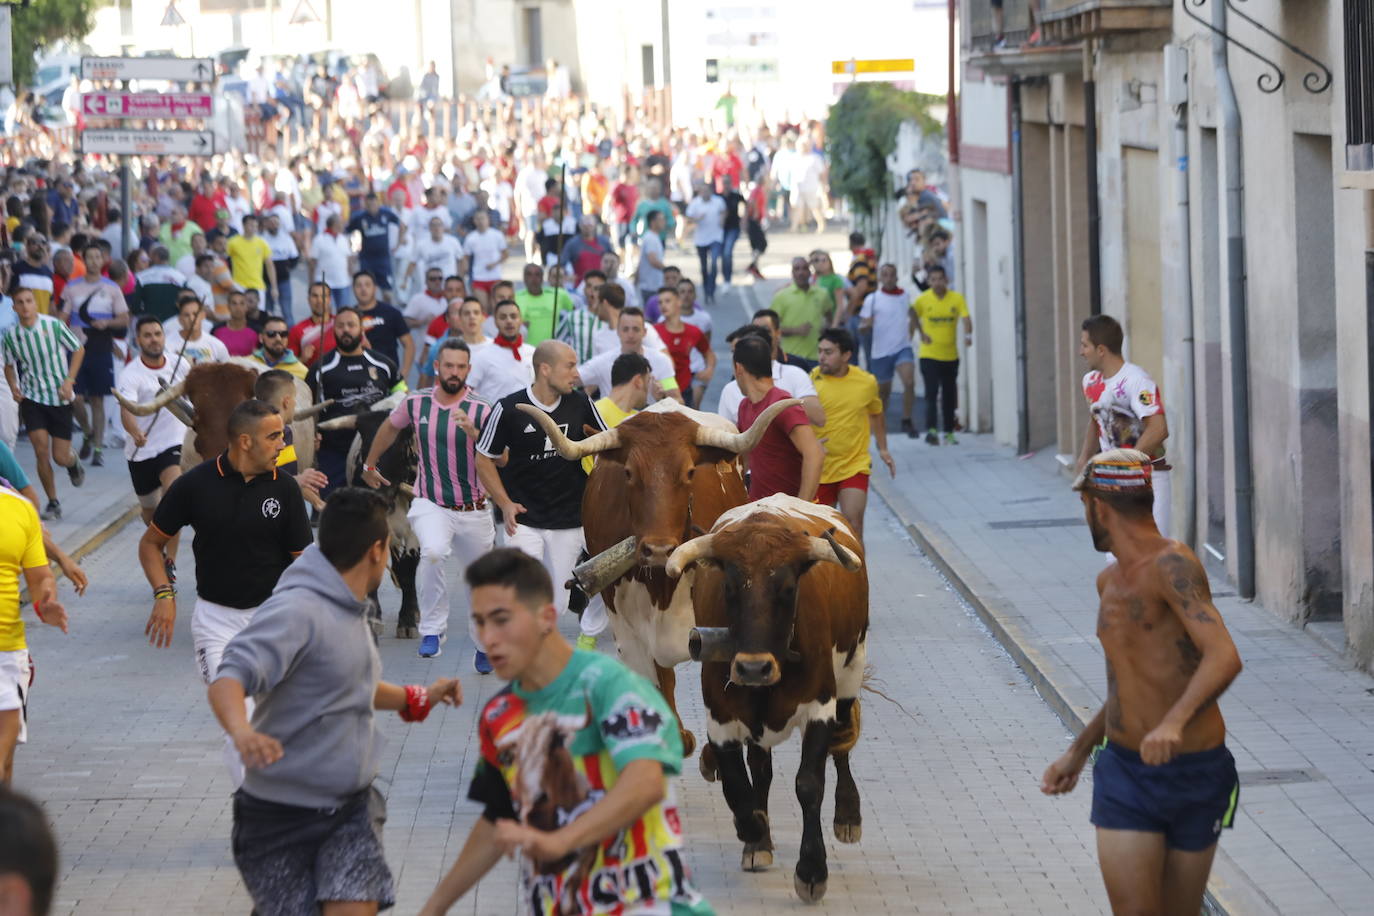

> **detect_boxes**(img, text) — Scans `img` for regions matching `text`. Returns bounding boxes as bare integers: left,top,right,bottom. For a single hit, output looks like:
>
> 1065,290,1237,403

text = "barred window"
1347,0,1374,170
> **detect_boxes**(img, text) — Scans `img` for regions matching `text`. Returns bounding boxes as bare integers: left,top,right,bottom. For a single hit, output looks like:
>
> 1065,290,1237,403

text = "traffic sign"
831,59,916,75
80,56,215,83
82,92,213,119
81,130,214,156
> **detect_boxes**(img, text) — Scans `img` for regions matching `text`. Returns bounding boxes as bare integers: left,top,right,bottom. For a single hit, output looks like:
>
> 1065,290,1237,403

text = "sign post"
81,130,215,156
81,92,214,119
80,56,214,83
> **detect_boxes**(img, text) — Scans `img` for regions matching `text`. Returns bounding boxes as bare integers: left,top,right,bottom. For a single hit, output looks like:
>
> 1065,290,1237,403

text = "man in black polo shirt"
475,340,609,649
309,307,406,498
138,399,313,786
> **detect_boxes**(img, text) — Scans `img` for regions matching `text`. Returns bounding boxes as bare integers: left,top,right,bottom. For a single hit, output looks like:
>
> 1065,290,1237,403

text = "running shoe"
944,432,959,445
67,460,85,487
42,499,61,521
78,437,93,461
749,265,766,281
418,635,443,658
720,282,732,295
925,430,939,446
576,634,598,651
474,651,493,675
901,418,915,439
91,448,104,467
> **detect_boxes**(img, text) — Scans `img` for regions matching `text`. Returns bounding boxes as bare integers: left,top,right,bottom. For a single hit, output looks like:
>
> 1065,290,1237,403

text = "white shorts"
0,649,33,744
507,524,607,637
192,597,257,685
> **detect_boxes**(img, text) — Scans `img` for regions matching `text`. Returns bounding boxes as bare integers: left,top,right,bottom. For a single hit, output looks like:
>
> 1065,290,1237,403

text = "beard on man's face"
335,331,361,351
439,375,465,394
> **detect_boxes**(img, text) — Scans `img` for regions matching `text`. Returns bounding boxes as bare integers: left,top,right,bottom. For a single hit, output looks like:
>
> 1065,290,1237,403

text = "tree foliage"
7,0,100,89
825,82,943,222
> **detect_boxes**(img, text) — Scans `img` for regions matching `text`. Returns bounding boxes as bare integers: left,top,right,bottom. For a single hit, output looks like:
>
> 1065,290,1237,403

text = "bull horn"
693,398,802,454
808,530,862,572
399,482,416,499
165,400,196,428
317,415,359,431
112,379,188,417
289,399,335,422
566,536,638,596
665,533,719,579
515,403,620,459
688,627,737,663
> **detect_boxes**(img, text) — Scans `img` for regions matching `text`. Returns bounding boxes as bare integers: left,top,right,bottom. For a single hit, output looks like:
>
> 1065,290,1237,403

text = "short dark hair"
1082,314,1124,354
819,327,855,356
599,283,625,309
437,338,471,357
619,306,645,324
194,253,214,269
261,315,289,332
752,308,780,330
848,231,866,247
732,336,773,379
0,786,57,916
493,298,520,316
611,352,652,387
177,293,203,311
253,369,296,404
726,323,772,345
677,277,696,291
135,314,163,333
657,286,678,299
647,208,665,224
351,269,376,286
1089,487,1155,518
319,487,391,569
227,399,278,442
464,547,553,609
334,306,363,324
926,263,947,278
582,269,606,283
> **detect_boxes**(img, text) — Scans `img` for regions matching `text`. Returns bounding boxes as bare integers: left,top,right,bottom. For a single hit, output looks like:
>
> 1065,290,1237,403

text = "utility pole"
660,0,672,124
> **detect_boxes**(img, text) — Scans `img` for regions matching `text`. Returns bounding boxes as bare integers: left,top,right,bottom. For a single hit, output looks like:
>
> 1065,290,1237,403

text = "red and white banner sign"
81,92,213,119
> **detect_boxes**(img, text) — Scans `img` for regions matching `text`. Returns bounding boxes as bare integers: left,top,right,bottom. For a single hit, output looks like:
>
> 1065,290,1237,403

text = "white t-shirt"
116,356,194,461
312,232,353,288
408,204,452,239
717,361,818,428
637,231,665,292
681,308,713,339
162,330,229,365
467,340,535,403
1082,362,1165,454
685,194,726,247
860,287,915,359
137,265,188,288
577,347,677,401
405,290,449,325
591,324,667,358
463,228,507,282
184,275,214,307
414,235,464,278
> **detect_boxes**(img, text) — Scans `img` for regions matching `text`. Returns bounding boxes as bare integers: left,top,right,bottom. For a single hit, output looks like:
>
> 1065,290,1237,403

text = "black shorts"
1091,741,1239,851
747,221,768,253
232,786,394,914
128,446,182,496
74,351,115,397
18,400,73,440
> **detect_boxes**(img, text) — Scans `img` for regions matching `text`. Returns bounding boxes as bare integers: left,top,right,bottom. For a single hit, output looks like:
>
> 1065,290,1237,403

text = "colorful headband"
1071,449,1154,494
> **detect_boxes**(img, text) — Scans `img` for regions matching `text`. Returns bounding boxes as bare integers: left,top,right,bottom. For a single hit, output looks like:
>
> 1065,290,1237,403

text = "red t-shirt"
189,193,219,231
737,386,809,501
288,316,337,365
537,193,559,219
611,183,639,224
655,321,707,393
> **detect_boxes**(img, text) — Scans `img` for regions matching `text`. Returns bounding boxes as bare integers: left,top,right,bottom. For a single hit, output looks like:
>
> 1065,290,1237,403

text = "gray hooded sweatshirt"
217,544,383,809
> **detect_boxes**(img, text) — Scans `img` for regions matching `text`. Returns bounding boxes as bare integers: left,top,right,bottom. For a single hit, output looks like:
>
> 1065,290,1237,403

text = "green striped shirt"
556,307,607,363
1,315,82,406
389,388,492,507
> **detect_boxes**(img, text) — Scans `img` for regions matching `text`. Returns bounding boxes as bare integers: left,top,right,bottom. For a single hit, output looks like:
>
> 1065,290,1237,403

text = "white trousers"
192,597,257,788
507,524,608,637
0,386,17,452
408,497,496,645
1152,468,1173,539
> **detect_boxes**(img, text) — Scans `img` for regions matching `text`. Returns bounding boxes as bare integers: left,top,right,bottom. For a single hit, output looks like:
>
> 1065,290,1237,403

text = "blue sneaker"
418,635,443,658
473,650,492,675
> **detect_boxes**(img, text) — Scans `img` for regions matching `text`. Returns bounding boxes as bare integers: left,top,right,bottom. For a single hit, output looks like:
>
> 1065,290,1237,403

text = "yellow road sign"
831,58,916,75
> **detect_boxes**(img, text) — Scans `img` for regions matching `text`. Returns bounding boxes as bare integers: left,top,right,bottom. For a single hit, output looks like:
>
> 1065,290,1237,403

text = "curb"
869,473,1280,916
67,503,142,564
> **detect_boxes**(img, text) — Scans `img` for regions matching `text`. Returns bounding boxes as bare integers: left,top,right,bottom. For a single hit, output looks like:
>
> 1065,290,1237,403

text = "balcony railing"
967,0,1036,51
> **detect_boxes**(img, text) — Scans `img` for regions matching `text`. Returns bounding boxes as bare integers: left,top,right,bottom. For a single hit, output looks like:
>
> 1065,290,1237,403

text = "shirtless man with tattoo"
1041,448,1244,915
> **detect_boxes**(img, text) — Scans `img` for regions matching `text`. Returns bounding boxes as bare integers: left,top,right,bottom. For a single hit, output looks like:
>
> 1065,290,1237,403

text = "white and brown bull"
665,494,868,903
516,398,801,757
113,357,330,473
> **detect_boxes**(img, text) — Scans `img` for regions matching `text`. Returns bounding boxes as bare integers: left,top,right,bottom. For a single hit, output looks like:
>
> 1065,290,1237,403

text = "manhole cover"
1238,768,1322,786
988,517,1086,529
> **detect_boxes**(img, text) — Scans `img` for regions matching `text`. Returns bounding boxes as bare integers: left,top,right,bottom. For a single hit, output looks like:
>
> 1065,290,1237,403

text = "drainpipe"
1213,0,1255,598
1166,45,1197,546
1084,40,1102,316
1012,79,1030,455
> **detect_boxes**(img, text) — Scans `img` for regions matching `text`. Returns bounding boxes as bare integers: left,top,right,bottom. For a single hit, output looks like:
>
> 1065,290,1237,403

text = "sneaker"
900,418,915,439
720,282,732,295
925,430,939,446
944,432,959,445
164,556,177,584
473,650,493,675
91,448,104,467
749,265,766,281
993,34,1008,50
576,634,598,651
42,499,61,521
67,460,85,487
78,437,93,461
418,635,443,658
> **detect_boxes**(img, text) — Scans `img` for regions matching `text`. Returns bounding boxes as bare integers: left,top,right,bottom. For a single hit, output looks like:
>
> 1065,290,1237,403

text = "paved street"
18,463,1107,914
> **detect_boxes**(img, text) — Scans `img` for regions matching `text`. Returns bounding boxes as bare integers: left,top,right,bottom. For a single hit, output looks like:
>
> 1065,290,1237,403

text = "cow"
316,395,421,639
113,357,329,472
664,494,868,904
516,397,801,758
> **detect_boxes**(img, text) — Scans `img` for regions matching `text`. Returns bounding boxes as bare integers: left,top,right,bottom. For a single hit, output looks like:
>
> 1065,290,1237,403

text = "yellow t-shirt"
913,289,969,362
810,366,883,483
582,396,637,475
0,489,46,651
226,234,272,291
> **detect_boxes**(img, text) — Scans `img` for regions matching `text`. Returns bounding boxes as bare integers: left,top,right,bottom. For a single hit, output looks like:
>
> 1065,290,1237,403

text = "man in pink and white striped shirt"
361,339,497,670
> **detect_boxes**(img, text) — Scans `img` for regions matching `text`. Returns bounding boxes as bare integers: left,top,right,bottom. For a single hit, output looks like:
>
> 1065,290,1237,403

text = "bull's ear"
582,423,599,437
689,524,708,538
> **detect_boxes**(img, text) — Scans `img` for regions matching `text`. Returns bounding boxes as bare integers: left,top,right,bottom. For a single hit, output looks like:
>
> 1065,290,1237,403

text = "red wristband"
399,684,431,723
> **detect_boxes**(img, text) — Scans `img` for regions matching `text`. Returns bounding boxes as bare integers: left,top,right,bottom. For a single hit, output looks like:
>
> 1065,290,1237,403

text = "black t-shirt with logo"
476,388,607,530
309,349,401,453
355,302,409,368
151,453,314,609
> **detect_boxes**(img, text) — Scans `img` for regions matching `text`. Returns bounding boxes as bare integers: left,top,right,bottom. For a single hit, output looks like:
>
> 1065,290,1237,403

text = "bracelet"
362,464,377,474
153,584,176,600
399,684,431,723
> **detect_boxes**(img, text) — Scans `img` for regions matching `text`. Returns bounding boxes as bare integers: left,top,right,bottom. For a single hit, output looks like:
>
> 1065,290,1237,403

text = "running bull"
518,397,801,758
666,494,869,904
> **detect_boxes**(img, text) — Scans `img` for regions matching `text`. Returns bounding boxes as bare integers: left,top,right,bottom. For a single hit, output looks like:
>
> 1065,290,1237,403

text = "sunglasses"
263,330,289,338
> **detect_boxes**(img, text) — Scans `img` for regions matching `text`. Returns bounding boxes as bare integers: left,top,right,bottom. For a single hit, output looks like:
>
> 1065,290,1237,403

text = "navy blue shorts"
74,351,115,396
358,257,392,290
1091,741,1239,851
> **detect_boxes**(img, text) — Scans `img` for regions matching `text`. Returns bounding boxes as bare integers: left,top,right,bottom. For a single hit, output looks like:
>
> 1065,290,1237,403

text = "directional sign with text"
81,130,214,156
831,59,916,75
80,56,215,83
82,92,213,119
